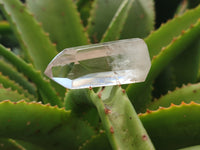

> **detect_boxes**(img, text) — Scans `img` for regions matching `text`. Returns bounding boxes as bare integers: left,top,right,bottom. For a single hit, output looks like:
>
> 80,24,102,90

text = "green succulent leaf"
0,138,25,150
152,3,200,97
152,65,177,98
27,0,89,51
0,45,62,107
148,19,200,88
101,0,134,42
87,0,123,43
0,72,35,101
148,83,200,110
179,145,200,150
0,84,30,102
147,4,200,59
120,0,155,39
76,0,94,26
14,140,44,150
140,102,200,149
90,86,155,150
172,39,200,85
0,100,97,150
153,38,200,98
79,132,112,150
0,0,58,71
64,89,100,128
0,59,36,96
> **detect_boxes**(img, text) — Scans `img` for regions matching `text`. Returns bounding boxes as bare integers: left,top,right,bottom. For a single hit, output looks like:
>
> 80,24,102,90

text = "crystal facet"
44,38,151,89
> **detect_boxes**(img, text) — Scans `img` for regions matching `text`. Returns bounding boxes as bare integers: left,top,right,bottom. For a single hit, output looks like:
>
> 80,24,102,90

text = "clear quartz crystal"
44,38,151,89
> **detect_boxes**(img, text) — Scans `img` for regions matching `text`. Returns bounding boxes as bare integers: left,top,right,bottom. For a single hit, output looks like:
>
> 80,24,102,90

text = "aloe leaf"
128,82,153,113
148,83,200,110
90,86,155,150
179,145,200,150
0,0,58,71
152,65,177,98
76,0,93,26
0,73,35,101
153,38,200,98
172,39,200,84
148,22,200,84
0,100,96,150
79,132,112,150
101,0,134,42
147,4,200,59
152,5,200,97
120,0,155,39
127,5,200,112
0,59,36,96
0,45,62,107
0,138,25,150
140,102,200,149
0,84,30,102
87,0,123,43
15,140,44,150
26,0,89,51
64,89,99,128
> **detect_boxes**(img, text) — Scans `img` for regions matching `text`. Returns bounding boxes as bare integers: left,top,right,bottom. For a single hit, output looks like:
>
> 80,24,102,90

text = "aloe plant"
0,0,200,149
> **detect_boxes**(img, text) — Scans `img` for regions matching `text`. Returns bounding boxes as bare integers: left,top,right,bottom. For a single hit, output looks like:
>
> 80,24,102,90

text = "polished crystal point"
44,38,151,89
